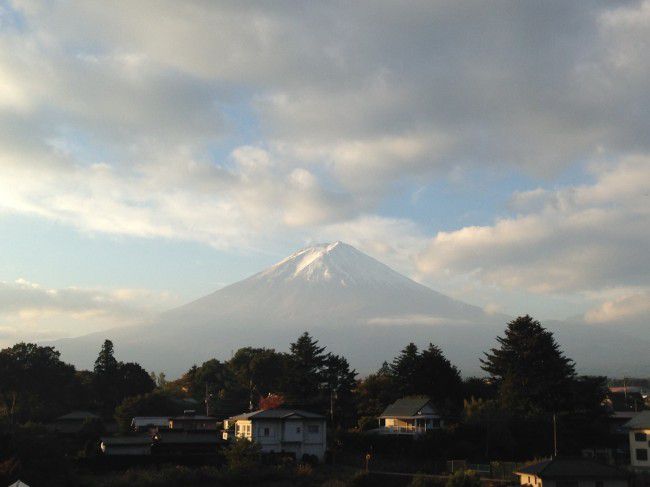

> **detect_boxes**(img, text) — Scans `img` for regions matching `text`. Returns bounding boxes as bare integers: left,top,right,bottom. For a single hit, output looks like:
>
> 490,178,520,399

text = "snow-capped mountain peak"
255,241,413,287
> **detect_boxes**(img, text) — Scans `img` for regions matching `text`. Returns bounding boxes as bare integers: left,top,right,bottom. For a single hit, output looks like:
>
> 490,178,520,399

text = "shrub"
350,471,374,487
446,470,482,487
295,462,313,477
223,437,262,474
410,473,442,487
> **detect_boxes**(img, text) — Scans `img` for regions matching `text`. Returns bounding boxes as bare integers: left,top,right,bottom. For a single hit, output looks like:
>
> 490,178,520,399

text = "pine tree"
323,354,357,427
284,332,328,408
94,339,118,375
417,343,463,415
390,343,420,396
481,315,576,414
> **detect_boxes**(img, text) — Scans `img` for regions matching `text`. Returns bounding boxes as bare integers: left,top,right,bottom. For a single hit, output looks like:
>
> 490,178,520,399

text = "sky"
1,0,649,348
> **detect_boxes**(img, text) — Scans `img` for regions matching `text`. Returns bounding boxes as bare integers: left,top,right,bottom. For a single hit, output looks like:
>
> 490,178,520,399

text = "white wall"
630,429,650,468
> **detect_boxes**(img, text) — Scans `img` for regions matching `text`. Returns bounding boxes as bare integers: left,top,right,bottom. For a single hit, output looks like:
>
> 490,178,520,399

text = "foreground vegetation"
1,315,645,485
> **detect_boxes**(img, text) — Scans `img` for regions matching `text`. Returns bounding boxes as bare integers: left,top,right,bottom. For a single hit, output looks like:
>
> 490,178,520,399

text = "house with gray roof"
515,457,629,487
376,396,442,435
624,410,650,469
223,408,327,461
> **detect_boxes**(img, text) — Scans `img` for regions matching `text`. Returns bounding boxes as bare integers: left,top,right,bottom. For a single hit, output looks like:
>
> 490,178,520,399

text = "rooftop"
56,410,100,421
228,407,325,422
624,410,650,429
516,458,628,479
380,396,437,418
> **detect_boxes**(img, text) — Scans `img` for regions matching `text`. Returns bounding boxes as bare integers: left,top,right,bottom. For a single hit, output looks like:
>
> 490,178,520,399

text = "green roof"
380,396,436,418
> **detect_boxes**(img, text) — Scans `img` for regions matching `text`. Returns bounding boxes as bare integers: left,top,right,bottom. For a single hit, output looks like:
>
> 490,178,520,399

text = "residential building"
515,457,629,487
50,410,101,434
377,396,443,435
132,416,170,433
100,435,152,456
223,408,327,462
100,431,223,457
169,410,219,431
624,410,650,470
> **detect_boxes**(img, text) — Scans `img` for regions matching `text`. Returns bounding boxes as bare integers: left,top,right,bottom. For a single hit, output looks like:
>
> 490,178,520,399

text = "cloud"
0,278,180,347
584,290,650,325
417,156,650,294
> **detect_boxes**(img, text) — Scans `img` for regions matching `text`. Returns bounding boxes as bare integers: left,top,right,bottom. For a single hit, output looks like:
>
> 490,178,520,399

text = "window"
296,426,301,433
634,432,647,442
636,448,648,461
264,427,270,437
595,481,603,487
308,425,319,434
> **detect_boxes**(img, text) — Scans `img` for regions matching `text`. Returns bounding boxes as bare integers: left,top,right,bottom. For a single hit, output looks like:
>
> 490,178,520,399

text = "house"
132,416,170,433
377,396,443,435
9,481,30,487
169,410,219,431
100,431,224,457
223,408,327,462
100,435,152,456
50,410,101,434
151,431,223,457
624,410,650,469
515,457,629,487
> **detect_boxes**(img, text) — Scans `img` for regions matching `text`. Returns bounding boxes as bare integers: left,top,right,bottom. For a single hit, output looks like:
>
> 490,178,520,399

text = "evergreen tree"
416,343,463,415
481,315,576,414
390,343,420,396
92,340,155,414
322,354,357,427
284,332,328,408
94,339,118,375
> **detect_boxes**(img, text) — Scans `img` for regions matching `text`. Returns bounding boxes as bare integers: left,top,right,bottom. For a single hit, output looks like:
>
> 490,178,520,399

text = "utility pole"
553,413,558,457
249,378,254,412
205,383,210,417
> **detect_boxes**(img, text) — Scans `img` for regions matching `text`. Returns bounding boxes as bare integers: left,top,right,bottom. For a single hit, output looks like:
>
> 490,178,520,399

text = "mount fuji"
52,242,650,377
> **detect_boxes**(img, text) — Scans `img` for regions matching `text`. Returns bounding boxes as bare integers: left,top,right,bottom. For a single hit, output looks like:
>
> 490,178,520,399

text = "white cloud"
0,279,180,346
584,290,650,325
417,156,650,294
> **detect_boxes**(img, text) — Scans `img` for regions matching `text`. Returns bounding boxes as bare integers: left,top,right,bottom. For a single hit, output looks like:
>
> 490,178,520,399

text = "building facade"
625,411,650,469
224,408,327,461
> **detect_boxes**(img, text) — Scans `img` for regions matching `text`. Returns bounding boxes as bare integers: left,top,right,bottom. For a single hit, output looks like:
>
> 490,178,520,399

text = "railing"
379,425,429,435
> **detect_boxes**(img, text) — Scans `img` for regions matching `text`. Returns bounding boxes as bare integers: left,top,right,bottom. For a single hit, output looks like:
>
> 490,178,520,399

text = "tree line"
1,315,612,448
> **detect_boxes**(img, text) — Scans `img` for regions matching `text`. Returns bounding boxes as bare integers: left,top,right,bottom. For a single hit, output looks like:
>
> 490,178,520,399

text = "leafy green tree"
224,437,262,474
181,359,247,418
228,347,286,407
114,391,185,433
0,343,77,423
355,368,399,421
283,332,328,408
481,315,576,414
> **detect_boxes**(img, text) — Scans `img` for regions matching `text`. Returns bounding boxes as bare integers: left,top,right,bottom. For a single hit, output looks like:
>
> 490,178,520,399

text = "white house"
223,408,327,462
624,410,650,469
377,396,442,435
515,457,629,487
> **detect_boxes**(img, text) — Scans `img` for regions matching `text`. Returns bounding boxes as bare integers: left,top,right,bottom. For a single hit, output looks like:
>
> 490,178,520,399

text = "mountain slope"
51,242,650,377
